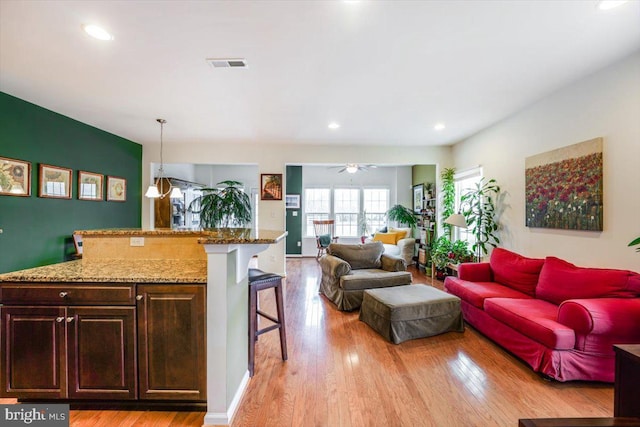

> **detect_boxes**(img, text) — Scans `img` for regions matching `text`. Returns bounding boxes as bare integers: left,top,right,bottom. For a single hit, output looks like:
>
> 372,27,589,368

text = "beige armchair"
366,227,416,266
319,242,412,311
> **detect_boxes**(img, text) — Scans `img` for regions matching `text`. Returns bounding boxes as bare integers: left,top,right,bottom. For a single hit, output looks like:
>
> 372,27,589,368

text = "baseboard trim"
203,370,250,426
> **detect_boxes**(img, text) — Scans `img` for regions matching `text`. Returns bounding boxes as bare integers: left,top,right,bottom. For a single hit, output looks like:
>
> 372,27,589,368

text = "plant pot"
435,268,447,281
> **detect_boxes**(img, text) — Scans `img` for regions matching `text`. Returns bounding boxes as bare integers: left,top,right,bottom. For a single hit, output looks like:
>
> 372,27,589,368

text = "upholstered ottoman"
359,284,464,344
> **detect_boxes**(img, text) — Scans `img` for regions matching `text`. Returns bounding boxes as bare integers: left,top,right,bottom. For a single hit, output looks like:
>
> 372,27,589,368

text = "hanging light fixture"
145,119,183,199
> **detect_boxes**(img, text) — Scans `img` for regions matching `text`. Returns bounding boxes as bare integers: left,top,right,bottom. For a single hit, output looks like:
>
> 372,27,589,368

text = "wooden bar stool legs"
248,268,287,377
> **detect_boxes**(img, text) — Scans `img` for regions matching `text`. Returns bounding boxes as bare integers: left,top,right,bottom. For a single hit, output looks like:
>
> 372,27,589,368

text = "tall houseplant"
386,204,418,229
188,180,252,228
461,178,501,261
440,168,456,238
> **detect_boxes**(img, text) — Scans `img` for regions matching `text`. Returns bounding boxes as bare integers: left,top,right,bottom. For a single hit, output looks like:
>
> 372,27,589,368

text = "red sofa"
444,248,640,382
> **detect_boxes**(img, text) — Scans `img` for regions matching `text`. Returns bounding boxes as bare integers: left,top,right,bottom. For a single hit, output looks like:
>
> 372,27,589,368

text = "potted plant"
430,236,453,280
188,180,252,229
386,204,418,228
451,240,473,264
359,212,370,243
461,178,501,262
441,168,456,237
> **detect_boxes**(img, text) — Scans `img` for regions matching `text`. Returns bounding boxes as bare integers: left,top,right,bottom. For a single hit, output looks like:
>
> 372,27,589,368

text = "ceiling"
1,1,639,148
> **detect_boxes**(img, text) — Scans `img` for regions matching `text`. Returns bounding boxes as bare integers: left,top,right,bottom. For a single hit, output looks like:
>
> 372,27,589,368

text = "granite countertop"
76,228,287,244
0,259,207,283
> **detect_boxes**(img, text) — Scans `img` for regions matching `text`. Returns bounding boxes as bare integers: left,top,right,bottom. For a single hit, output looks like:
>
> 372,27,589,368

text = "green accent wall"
0,92,142,273
285,165,302,255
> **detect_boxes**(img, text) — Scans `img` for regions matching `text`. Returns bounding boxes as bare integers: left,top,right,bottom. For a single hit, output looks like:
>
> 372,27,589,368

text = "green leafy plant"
188,180,252,228
461,178,501,261
386,204,418,228
440,168,456,237
629,237,640,253
451,240,474,263
430,236,453,270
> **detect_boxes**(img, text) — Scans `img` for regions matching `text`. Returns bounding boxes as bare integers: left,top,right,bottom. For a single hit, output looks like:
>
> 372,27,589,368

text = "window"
305,188,330,236
363,188,389,234
334,188,359,237
454,167,482,244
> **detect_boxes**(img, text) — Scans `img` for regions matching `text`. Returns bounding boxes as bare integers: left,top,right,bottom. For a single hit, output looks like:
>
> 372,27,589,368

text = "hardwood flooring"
2,258,613,426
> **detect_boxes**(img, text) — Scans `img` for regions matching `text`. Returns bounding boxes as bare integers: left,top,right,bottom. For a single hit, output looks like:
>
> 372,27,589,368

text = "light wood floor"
2,258,613,426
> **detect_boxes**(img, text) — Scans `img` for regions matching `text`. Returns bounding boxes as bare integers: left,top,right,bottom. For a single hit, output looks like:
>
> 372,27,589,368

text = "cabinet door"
137,284,206,401
1,306,66,398
67,306,137,400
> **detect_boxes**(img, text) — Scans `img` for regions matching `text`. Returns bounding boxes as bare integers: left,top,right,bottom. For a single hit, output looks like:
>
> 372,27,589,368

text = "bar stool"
248,268,288,377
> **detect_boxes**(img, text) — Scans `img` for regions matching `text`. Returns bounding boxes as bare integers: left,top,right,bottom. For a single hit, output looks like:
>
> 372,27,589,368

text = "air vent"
206,58,248,68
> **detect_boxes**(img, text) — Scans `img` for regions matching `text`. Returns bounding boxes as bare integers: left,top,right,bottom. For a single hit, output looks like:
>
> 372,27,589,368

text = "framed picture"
107,176,126,202
285,194,300,209
39,164,72,199
0,156,31,196
260,173,283,200
78,170,103,201
413,184,424,213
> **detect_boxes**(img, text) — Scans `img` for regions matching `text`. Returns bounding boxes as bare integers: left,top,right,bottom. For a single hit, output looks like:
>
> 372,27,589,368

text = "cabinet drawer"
0,283,135,305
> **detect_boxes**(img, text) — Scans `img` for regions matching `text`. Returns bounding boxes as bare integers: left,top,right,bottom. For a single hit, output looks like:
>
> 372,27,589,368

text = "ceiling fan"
331,163,378,174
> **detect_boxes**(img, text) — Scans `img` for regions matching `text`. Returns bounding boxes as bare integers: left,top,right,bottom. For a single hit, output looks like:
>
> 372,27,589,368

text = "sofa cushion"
484,298,575,350
489,248,545,296
340,269,412,291
536,257,640,305
328,242,384,269
444,277,532,309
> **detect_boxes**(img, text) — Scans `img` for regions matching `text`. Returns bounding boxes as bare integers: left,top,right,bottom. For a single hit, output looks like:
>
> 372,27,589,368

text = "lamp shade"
169,187,183,199
444,213,467,229
145,185,160,198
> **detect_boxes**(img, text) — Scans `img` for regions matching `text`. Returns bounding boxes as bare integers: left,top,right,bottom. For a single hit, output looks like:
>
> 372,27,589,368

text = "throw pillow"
373,232,400,245
388,227,411,240
536,256,639,305
318,233,331,247
327,242,384,269
489,248,545,296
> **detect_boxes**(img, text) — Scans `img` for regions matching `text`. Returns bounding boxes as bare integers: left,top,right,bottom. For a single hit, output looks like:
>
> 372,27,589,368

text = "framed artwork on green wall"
78,170,103,201
107,175,126,202
0,156,31,196
39,164,72,199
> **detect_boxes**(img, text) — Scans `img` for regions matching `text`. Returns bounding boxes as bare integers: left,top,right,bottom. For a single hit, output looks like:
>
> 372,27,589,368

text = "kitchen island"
0,227,287,426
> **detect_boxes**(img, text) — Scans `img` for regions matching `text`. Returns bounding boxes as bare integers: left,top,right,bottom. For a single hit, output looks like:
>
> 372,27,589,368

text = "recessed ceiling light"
434,123,446,131
328,122,340,130
597,0,629,10
82,24,114,41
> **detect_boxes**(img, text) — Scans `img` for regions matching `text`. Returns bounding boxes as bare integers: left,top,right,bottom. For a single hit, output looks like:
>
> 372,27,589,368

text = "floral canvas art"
525,137,603,231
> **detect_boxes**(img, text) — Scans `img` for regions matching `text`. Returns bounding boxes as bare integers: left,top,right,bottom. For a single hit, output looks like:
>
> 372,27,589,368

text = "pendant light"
145,119,183,199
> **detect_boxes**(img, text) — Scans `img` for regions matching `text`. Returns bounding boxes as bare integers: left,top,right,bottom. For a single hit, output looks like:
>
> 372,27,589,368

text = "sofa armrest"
381,253,406,272
396,237,416,248
558,298,640,339
458,262,493,282
319,254,352,279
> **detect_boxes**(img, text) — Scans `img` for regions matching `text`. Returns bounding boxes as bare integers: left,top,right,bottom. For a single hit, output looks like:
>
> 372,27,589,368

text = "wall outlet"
292,211,298,216
130,237,145,247
297,241,301,247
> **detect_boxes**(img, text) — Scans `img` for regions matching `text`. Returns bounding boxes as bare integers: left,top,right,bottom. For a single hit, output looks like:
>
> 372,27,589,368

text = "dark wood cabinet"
0,281,206,404
614,344,640,417
0,283,137,400
136,284,206,401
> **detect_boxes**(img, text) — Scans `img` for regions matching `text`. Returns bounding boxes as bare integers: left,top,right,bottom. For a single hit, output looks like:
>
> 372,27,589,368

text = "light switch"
130,237,145,246
292,211,298,216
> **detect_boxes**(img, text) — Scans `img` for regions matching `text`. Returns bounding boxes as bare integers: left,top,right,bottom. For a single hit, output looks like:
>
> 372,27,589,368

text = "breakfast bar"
0,228,287,427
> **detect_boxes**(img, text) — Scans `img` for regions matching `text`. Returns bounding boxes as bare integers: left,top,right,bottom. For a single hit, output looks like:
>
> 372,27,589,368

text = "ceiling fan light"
346,164,358,174
170,187,183,199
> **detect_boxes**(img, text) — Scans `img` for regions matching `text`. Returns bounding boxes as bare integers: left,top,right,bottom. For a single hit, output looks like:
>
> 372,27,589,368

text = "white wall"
452,51,640,271
142,143,452,275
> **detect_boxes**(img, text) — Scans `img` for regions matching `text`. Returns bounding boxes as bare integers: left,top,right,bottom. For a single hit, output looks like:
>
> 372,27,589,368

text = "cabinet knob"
66,317,74,323
59,291,68,298
55,317,64,323
136,295,143,301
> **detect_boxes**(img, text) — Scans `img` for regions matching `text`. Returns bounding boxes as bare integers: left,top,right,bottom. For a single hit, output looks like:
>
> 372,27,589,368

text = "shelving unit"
415,184,437,273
